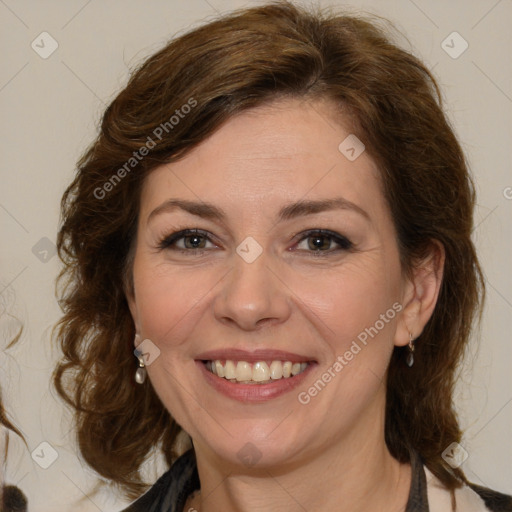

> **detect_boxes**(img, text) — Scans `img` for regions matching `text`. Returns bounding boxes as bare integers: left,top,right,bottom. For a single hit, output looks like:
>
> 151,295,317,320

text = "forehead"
139,98,386,222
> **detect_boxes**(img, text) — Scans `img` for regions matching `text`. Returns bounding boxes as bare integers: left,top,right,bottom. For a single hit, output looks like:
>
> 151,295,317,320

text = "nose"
213,251,291,331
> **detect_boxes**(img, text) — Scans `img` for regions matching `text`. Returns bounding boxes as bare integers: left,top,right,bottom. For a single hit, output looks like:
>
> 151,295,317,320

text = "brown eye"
158,229,216,251
183,234,207,249
307,235,333,251
294,230,353,253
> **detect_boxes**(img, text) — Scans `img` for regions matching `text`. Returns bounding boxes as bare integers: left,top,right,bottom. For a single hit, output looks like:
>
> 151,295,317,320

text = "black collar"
124,449,431,512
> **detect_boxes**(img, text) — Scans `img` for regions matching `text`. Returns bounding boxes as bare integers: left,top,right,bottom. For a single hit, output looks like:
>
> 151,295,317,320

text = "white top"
426,467,491,511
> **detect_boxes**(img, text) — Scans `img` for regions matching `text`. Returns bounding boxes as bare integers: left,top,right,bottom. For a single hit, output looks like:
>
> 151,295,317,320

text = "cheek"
293,264,401,422
131,264,215,421
132,262,216,346
295,258,401,348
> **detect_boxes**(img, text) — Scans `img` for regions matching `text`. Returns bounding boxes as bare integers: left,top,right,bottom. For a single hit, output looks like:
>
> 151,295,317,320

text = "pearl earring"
135,353,146,384
406,332,415,367
134,334,146,384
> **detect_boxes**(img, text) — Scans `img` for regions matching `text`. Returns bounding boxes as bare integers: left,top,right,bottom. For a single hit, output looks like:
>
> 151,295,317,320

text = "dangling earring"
135,353,146,384
134,334,146,384
406,332,415,367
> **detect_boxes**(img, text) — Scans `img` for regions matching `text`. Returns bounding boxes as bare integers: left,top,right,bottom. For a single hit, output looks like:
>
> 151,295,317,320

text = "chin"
193,418,316,471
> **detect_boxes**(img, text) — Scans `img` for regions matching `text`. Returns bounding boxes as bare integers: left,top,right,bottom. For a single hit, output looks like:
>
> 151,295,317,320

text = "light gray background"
1,0,511,510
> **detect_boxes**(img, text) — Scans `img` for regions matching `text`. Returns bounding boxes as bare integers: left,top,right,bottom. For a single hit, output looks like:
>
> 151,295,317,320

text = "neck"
189,399,411,512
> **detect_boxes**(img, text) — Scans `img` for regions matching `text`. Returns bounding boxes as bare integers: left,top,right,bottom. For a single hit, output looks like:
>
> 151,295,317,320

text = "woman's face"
128,98,414,469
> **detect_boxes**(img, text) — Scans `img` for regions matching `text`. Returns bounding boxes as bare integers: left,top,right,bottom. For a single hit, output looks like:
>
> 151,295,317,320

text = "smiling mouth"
203,359,309,384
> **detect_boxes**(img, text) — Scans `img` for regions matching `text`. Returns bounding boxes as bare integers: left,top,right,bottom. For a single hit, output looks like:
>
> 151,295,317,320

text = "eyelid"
157,228,219,250
157,227,353,254
292,229,353,251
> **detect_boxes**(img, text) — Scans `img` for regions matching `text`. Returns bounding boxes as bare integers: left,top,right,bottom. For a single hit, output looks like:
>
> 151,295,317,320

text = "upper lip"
195,348,316,364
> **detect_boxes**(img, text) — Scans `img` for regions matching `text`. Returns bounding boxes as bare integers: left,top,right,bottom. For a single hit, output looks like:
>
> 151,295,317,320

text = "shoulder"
425,468,512,512
122,450,199,512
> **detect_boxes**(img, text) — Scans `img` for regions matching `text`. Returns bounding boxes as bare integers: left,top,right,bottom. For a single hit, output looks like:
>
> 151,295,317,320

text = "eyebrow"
147,199,226,225
278,197,370,222
147,197,370,224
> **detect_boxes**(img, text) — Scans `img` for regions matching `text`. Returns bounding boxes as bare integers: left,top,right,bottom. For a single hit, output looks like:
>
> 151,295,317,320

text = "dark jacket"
122,450,512,512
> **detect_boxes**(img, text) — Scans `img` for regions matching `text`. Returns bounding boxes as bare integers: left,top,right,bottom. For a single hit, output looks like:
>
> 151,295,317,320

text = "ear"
127,296,140,337
124,280,141,345
394,240,445,347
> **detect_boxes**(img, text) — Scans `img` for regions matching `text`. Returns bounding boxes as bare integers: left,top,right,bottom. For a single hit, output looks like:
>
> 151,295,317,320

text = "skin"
128,98,444,512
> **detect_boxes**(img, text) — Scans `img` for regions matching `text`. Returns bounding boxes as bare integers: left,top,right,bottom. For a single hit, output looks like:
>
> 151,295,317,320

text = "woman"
53,2,512,511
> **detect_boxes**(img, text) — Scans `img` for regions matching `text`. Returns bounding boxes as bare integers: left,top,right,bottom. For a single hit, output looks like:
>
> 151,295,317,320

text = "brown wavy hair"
53,1,484,499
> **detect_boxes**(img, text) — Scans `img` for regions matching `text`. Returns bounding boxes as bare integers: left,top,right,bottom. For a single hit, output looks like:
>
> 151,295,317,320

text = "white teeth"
224,360,236,379
215,361,225,378
291,363,302,375
235,361,252,381
252,362,270,382
269,361,283,380
206,359,309,383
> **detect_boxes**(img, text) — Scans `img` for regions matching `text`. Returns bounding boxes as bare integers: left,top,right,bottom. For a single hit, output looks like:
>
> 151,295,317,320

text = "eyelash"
157,228,354,255
157,229,217,252
293,229,353,253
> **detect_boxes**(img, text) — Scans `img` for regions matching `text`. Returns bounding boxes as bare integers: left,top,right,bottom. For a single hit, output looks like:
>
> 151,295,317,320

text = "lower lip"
196,361,316,403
